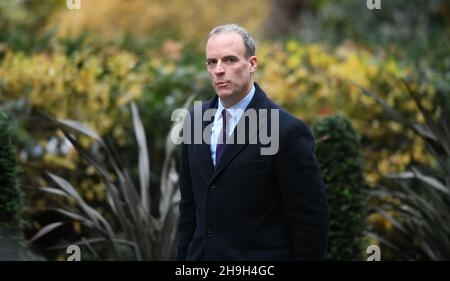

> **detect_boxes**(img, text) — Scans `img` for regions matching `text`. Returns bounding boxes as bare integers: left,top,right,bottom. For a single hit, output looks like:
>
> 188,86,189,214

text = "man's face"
205,32,257,108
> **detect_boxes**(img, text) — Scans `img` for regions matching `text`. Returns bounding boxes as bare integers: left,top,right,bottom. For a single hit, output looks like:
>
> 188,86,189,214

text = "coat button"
207,229,214,237
210,185,217,191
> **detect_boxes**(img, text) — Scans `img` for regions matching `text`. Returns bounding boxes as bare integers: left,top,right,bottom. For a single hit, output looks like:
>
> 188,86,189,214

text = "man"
176,24,329,261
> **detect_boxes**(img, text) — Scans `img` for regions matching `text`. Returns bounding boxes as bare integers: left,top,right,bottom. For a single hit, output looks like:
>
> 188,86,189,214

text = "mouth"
215,81,229,88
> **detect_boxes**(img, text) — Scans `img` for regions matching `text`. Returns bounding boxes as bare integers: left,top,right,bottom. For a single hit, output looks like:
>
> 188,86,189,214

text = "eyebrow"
223,55,238,60
206,55,239,62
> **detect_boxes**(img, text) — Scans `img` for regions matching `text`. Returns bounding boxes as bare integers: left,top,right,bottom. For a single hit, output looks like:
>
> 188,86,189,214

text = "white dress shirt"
210,85,256,167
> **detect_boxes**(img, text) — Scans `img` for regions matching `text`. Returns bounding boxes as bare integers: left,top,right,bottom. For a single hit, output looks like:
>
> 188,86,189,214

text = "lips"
216,81,229,88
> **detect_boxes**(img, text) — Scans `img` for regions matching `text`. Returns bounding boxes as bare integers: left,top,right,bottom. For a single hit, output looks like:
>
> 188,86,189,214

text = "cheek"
233,66,249,79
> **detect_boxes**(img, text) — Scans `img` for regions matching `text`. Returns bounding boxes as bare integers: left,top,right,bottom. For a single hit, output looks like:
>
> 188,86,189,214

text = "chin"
216,88,233,99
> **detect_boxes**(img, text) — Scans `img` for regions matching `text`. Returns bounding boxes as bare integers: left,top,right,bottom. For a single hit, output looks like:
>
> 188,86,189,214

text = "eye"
206,60,217,66
224,57,237,63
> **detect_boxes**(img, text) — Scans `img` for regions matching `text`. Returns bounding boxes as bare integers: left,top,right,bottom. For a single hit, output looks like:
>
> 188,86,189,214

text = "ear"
248,56,258,73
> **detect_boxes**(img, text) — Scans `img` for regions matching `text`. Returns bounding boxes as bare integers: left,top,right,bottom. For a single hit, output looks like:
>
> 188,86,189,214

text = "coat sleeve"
175,142,196,260
275,119,329,260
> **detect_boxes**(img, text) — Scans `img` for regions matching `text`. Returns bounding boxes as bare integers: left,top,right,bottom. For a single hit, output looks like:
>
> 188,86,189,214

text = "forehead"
205,32,246,57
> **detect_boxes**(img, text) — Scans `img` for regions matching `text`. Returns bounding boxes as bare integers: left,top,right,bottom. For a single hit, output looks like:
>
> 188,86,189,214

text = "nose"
214,61,225,76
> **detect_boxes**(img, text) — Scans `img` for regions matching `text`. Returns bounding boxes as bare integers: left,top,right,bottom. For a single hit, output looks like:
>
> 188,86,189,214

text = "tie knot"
221,109,228,131
221,109,227,118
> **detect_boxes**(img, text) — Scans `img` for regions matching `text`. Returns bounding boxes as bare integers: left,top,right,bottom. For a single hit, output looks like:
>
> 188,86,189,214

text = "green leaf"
29,222,64,243
131,102,150,216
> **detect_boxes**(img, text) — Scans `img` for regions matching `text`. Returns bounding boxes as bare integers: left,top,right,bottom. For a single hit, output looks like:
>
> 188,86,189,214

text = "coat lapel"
198,95,217,179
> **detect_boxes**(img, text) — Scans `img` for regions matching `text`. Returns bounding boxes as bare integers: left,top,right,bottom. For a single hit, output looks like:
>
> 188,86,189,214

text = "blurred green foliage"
0,108,24,226
366,73,450,260
313,114,368,260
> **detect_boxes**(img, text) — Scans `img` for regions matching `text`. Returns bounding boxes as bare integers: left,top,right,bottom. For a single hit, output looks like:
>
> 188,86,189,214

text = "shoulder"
183,96,217,126
187,96,216,115
264,96,314,143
